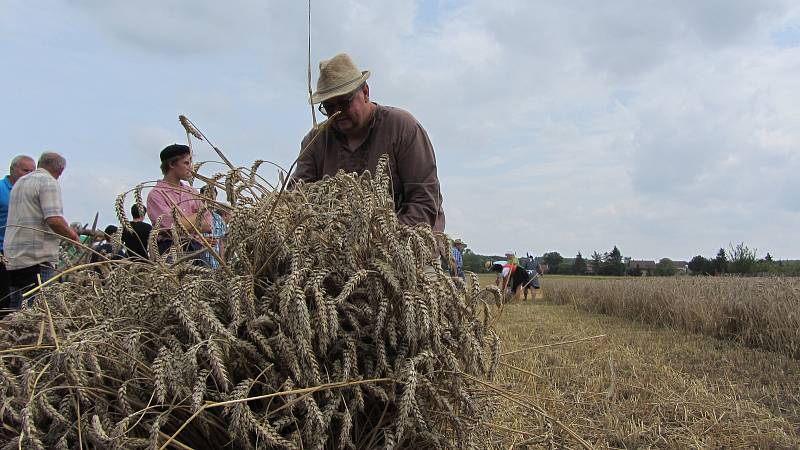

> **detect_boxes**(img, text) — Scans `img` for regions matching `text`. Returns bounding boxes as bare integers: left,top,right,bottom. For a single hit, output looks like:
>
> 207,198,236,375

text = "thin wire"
308,0,318,129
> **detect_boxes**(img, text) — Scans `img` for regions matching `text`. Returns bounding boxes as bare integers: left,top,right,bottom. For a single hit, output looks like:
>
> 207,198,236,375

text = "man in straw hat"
449,238,466,279
294,53,445,231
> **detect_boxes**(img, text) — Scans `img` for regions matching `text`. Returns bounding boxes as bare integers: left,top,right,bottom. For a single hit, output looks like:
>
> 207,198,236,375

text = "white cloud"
462,156,508,170
2,0,800,260
132,126,181,160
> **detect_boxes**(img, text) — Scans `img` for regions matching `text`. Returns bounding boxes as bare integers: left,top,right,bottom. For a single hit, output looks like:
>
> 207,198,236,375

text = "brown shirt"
294,104,445,231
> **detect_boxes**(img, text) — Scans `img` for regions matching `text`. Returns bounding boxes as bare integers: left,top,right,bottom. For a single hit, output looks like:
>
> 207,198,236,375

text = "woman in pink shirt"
146,144,211,255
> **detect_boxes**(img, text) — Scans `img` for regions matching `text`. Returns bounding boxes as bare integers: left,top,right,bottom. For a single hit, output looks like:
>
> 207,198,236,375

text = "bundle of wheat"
0,154,502,449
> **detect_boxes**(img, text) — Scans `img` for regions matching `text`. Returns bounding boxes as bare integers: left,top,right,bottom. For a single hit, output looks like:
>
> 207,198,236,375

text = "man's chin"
333,120,353,133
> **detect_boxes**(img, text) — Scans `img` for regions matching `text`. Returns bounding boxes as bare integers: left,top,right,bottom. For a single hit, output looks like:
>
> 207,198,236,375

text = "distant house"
626,260,657,276
672,260,689,273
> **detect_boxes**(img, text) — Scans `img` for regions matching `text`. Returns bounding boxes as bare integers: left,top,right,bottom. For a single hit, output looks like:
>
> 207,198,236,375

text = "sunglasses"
318,88,360,117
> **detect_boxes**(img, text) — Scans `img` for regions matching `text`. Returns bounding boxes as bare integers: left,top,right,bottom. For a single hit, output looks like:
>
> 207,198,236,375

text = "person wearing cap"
146,144,211,255
521,253,543,301
4,152,79,309
449,238,466,279
504,251,519,267
293,53,445,231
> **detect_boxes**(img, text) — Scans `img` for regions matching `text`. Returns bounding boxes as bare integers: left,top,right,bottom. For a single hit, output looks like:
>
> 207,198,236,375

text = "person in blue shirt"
0,155,35,310
450,238,466,279
198,185,227,269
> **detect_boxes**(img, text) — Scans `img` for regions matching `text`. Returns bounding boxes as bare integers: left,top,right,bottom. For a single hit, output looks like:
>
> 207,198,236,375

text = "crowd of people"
0,147,231,313
1,153,78,310
0,52,447,314
491,251,543,302
445,241,544,302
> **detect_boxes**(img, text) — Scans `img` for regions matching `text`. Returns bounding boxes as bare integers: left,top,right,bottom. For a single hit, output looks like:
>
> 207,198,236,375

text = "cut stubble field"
478,274,800,448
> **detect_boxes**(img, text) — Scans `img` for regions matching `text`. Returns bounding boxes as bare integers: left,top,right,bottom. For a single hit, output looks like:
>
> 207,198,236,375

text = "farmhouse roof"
627,260,657,270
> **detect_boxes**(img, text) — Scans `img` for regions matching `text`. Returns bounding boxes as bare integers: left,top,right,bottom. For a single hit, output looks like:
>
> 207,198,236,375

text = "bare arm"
45,216,79,242
177,212,212,234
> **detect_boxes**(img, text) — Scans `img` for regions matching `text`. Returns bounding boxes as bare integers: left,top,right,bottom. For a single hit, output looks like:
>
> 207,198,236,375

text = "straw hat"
311,53,371,104
454,239,466,246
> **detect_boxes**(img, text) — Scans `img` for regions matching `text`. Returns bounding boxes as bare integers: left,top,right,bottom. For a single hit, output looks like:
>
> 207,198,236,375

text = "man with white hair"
294,53,445,231
0,155,35,307
4,152,78,309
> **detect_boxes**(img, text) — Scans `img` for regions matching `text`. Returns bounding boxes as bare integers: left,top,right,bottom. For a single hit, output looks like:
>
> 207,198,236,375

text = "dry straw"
0,145,504,448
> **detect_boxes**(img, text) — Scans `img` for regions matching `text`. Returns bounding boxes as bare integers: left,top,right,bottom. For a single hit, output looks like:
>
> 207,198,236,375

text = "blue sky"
2,0,799,260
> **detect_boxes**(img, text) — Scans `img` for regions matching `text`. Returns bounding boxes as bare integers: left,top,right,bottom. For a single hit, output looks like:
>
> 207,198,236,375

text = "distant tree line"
542,246,626,276
687,243,800,276
457,242,800,277
461,249,503,273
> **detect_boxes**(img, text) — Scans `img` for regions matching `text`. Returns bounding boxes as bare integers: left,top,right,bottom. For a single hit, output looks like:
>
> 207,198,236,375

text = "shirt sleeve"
395,119,443,229
39,178,64,219
146,189,174,230
293,131,321,183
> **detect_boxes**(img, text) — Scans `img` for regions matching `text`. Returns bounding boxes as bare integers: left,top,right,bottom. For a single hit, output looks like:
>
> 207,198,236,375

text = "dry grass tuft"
0,155,503,449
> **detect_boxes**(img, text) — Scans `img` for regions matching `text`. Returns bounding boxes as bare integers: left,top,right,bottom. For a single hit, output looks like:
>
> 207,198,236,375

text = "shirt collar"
157,179,187,188
35,168,55,180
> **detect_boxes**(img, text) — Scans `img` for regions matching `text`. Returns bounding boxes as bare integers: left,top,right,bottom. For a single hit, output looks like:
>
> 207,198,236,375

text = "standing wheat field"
544,276,800,357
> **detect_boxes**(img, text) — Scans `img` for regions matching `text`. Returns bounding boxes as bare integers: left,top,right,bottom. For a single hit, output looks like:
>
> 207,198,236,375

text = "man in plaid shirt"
450,238,466,279
4,152,78,309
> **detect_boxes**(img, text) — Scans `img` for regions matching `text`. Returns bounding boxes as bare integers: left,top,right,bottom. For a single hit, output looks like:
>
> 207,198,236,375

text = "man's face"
324,85,371,135
10,158,35,182
170,154,193,181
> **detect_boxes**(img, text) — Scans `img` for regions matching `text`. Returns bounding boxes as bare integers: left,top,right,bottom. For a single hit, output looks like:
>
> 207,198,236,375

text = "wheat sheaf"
0,142,503,448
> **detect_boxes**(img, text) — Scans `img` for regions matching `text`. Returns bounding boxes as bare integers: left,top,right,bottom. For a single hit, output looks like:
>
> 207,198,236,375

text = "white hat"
310,53,371,104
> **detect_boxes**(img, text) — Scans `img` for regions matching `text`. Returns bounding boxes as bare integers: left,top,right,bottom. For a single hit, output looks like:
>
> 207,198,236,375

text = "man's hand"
178,212,212,234
45,216,80,242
